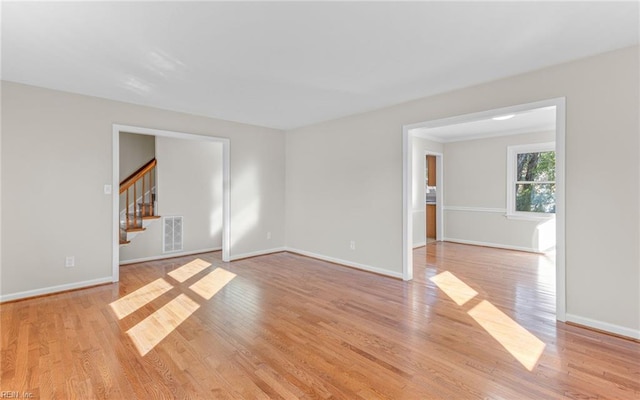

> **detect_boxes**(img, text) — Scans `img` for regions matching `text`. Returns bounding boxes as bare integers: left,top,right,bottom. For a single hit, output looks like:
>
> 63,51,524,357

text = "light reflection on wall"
535,217,556,252
231,164,261,248
209,207,223,238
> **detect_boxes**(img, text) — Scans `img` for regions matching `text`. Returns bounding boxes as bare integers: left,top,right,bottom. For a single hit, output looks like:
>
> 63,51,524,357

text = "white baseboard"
413,241,426,249
442,237,542,253
284,247,403,279
0,276,113,302
228,247,286,261
120,247,222,265
565,313,640,340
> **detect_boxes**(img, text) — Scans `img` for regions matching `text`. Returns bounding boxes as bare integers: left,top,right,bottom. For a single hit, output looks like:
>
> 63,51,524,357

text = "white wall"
285,113,404,277
443,130,555,252
285,45,639,337
411,136,443,247
119,132,155,181
1,81,286,300
119,137,223,263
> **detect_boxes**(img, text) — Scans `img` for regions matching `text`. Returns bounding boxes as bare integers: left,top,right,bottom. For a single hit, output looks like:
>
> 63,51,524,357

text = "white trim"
442,238,543,254
402,97,566,322
0,277,113,303
444,206,507,213
112,124,231,283
413,241,426,249
112,128,120,282
402,125,413,281
285,247,404,279
566,313,640,340
228,247,287,261
412,208,425,214
221,140,230,263
505,213,555,221
555,99,566,321
119,247,222,265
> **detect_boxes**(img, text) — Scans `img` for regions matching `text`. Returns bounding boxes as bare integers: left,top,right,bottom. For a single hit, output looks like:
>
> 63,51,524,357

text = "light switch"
104,184,112,194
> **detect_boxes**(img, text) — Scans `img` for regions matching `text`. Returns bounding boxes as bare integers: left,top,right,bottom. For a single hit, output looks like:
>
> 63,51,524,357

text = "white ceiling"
412,106,557,142
2,2,638,130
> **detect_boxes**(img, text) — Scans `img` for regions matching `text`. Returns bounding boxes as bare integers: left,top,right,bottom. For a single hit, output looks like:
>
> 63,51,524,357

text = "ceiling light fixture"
492,114,516,121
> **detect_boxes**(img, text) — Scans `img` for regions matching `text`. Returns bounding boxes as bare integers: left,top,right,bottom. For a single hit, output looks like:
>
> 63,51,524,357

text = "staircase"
120,158,160,245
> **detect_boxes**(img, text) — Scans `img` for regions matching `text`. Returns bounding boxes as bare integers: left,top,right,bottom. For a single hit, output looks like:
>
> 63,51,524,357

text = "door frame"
402,97,566,321
112,124,230,282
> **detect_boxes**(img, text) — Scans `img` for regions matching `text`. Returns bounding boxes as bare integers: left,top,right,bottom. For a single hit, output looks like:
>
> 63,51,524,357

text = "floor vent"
163,216,183,253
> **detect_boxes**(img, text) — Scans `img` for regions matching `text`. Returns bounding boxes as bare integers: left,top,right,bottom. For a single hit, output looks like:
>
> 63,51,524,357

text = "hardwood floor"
1,243,639,399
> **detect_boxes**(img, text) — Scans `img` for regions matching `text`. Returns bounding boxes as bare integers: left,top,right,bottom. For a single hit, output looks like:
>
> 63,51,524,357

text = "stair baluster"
119,158,159,245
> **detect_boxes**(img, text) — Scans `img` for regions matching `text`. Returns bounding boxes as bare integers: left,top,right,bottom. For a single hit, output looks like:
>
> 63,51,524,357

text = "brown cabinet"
427,156,436,186
426,204,436,239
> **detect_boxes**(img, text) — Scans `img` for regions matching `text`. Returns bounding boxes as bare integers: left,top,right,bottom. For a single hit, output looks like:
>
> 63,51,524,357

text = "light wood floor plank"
1,243,639,399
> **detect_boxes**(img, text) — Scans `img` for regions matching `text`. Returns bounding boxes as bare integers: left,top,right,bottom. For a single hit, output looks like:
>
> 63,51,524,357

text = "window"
507,142,555,219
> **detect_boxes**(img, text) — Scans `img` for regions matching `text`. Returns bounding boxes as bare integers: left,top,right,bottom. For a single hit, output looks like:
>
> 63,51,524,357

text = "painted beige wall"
285,113,404,276
412,136,443,247
1,81,285,299
285,45,639,335
119,132,155,181
443,130,555,251
119,137,223,263
1,46,637,336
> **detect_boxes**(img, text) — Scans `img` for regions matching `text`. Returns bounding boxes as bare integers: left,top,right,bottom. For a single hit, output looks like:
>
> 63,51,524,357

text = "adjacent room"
1,2,638,399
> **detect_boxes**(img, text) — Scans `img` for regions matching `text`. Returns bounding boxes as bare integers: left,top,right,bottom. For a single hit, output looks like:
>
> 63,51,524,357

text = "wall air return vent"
163,216,183,253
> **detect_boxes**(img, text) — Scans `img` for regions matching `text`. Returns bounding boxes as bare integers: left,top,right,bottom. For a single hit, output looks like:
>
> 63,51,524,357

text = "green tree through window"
515,151,555,213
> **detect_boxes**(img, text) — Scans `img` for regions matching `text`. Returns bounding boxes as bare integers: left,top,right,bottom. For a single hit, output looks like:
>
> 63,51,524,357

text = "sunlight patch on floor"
189,267,236,300
468,300,546,371
109,278,173,319
430,271,478,306
113,260,236,356
126,294,200,356
168,258,212,283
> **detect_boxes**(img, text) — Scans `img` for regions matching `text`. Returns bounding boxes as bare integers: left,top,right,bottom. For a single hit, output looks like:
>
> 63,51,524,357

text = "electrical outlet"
350,240,356,250
65,256,75,268
267,231,272,240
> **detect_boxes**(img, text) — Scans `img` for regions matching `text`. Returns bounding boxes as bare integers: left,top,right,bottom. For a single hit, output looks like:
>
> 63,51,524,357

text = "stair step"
119,239,131,245
123,213,159,219
125,227,146,233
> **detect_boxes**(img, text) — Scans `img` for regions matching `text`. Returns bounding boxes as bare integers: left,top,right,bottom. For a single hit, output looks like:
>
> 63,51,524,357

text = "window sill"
505,213,555,222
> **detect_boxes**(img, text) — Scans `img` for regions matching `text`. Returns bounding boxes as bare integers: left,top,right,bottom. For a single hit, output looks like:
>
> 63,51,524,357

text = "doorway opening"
111,125,230,282
402,98,566,321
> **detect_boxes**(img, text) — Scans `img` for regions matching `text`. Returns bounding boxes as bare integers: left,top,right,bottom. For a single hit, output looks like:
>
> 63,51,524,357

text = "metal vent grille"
163,216,183,253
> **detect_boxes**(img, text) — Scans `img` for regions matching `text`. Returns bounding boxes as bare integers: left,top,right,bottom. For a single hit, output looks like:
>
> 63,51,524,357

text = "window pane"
516,183,555,213
517,151,555,181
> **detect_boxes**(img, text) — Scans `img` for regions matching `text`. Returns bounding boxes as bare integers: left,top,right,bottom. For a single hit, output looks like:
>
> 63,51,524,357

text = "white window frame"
506,142,556,220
